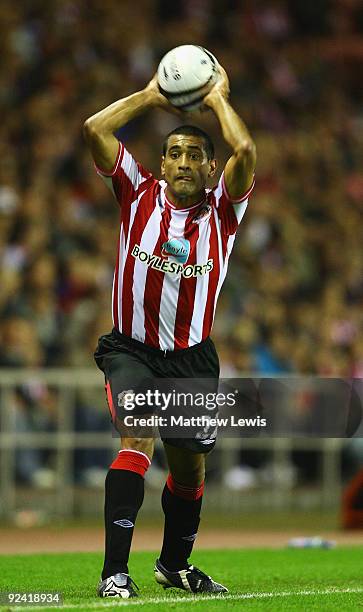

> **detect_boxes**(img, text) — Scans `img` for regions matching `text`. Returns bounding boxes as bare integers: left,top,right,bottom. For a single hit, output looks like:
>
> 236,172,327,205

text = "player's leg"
102,436,154,582
94,331,156,597
153,337,226,592
159,442,205,571
155,440,227,593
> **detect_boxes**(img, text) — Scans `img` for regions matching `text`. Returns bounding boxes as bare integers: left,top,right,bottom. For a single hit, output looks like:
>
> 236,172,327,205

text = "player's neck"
165,186,205,210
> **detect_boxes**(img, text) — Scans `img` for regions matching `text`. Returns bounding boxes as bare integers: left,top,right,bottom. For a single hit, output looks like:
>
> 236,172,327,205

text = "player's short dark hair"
163,125,215,160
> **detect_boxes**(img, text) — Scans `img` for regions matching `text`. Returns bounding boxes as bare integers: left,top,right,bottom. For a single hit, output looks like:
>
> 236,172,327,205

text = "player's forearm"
210,95,256,159
84,89,154,136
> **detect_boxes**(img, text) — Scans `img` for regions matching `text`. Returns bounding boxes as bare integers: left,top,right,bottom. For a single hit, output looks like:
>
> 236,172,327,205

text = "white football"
157,45,219,111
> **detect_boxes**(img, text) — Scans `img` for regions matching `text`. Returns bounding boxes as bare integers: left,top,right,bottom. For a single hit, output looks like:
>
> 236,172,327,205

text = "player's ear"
208,158,217,177
161,156,165,176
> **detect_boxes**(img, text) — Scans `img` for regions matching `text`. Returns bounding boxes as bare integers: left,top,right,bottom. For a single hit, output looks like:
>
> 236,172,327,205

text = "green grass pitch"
0,548,362,611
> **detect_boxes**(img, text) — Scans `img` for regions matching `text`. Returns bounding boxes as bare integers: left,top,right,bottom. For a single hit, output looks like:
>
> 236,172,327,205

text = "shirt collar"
162,182,206,212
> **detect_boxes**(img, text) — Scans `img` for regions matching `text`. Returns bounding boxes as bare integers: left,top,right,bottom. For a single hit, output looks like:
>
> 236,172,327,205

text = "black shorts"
94,329,220,453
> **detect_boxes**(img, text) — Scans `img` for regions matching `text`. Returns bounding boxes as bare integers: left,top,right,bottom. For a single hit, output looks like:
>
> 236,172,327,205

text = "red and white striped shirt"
96,142,254,351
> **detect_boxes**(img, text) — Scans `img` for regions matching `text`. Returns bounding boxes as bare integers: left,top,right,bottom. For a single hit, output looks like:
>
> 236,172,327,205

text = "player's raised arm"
203,66,256,199
83,75,178,173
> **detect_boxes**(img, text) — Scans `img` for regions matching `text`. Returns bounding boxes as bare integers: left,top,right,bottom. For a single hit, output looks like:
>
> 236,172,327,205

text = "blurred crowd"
0,0,362,494
1,0,362,376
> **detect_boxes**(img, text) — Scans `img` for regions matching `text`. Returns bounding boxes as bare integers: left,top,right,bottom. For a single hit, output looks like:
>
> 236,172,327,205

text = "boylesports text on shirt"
131,244,214,278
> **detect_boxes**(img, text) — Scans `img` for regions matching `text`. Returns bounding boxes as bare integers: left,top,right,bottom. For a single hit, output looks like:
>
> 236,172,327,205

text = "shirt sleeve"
94,141,153,210
214,171,255,235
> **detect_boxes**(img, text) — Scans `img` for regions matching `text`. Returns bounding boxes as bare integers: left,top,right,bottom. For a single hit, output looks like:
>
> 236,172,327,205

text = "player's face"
161,135,215,200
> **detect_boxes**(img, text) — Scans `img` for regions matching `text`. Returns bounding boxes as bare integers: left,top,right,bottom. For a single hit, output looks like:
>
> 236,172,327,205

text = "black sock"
159,483,203,571
102,469,144,579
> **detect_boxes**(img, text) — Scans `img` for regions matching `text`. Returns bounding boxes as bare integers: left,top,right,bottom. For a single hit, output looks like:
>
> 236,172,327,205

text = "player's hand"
202,64,230,110
144,74,167,107
144,74,185,116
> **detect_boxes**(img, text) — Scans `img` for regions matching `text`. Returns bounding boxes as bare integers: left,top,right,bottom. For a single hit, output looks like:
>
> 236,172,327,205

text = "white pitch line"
7,587,363,611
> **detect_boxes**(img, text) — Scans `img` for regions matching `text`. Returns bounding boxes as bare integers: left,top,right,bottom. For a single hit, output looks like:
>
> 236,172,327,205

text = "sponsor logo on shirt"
192,204,212,224
161,237,190,264
131,244,213,278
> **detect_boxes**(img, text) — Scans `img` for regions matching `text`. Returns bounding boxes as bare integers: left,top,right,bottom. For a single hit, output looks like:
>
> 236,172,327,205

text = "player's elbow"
83,117,101,143
235,140,257,165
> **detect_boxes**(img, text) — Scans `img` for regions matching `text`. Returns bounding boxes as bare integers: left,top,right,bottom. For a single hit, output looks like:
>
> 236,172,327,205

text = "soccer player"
83,65,256,598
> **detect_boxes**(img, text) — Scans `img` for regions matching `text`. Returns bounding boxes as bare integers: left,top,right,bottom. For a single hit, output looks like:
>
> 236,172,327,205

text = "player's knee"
172,463,205,487
165,445,205,486
121,436,154,461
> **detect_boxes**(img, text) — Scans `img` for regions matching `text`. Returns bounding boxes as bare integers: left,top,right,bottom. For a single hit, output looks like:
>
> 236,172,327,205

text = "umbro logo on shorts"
117,390,135,407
